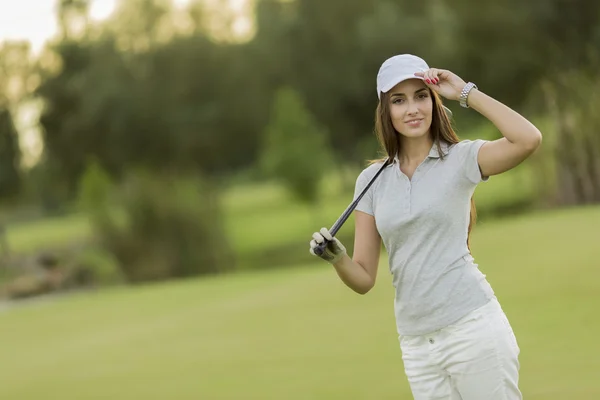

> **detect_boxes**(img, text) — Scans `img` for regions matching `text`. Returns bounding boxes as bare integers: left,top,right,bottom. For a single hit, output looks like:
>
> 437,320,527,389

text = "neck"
398,135,434,165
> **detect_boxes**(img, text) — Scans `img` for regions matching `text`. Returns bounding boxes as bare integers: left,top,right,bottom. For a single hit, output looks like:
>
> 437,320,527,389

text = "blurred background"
0,0,598,399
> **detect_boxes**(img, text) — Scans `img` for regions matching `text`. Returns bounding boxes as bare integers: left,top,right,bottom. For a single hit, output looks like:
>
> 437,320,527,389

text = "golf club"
313,158,391,256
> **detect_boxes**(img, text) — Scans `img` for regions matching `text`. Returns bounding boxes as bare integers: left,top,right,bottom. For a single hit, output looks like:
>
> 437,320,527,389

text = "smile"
405,119,423,127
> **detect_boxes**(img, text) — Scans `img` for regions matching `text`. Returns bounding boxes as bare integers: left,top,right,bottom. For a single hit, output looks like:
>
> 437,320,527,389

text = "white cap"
376,54,429,99
376,54,452,117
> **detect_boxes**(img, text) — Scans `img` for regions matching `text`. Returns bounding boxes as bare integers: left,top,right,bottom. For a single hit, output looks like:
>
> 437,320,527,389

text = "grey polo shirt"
353,139,496,336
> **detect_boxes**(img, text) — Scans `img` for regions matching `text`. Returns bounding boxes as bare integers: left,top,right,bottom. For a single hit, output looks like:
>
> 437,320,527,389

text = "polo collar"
393,141,450,162
428,141,450,158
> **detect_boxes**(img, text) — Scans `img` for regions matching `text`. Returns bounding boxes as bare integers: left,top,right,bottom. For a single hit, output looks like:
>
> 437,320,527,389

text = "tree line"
0,0,596,207
0,0,598,283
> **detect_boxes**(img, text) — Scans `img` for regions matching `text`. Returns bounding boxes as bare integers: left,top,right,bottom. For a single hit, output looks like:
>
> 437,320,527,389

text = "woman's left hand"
414,69,468,102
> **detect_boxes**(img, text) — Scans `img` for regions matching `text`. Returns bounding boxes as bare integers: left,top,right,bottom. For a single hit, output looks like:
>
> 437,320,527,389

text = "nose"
406,100,419,116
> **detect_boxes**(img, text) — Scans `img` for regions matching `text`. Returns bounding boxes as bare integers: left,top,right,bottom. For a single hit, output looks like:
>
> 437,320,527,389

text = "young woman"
309,54,542,399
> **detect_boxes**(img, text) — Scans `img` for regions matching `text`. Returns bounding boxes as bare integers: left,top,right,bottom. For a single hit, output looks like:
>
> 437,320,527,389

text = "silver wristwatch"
459,82,477,108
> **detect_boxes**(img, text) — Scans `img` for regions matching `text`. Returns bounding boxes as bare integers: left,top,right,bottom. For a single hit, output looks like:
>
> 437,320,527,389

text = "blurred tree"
31,0,600,210
0,41,33,105
36,0,277,195
105,0,173,53
58,0,91,40
77,158,115,219
82,170,234,283
0,41,33,201
449,0,600,206
541,63,600,205
0,108,21,200
286,0,377,164
285,0,461,163
448,0,543,108
450,0,600,109
36,41,97,199
260,86,333,206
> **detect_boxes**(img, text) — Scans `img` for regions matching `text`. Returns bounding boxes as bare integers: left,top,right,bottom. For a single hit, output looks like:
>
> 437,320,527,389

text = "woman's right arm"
314,210,382,295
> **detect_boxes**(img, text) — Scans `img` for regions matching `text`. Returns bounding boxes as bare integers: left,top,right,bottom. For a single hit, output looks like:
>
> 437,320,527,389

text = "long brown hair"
369,88,477,250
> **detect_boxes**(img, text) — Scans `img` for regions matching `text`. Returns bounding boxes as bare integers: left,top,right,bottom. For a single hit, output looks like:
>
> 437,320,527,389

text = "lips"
405,119,423,127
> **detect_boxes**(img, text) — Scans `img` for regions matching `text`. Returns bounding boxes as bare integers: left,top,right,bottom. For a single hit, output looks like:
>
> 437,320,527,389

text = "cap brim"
379,74,423,97
379,76,454,118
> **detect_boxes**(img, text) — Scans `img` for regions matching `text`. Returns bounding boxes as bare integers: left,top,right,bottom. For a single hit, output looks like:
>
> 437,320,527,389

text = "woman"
309,54,542,399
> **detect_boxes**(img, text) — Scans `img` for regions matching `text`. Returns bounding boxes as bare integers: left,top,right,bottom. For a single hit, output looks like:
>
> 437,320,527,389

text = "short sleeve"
353,167,377,216
456,139,489,184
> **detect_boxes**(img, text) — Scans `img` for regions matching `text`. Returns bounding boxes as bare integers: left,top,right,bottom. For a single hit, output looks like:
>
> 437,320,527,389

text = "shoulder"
357,161,385,178
354,160,391,194
447,139,489,159
447,139,491,183
356,160,393,184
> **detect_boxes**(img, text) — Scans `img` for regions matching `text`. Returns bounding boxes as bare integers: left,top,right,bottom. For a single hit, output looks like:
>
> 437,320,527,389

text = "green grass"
473,163,537,213
0,205,599,399
5,212,92,253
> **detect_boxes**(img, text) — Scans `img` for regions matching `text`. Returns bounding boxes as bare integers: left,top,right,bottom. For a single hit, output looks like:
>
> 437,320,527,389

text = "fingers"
312,231,324,244
425,68,440,85
415,71,436,85
414,71,431,85
415,69,448,85
309,231,325,255
309,228,346,263
309,228,332,256
310,228,332,243
320,227,333,241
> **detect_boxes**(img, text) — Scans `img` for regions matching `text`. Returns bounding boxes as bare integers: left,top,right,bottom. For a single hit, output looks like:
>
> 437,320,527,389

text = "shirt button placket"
405,184,411,214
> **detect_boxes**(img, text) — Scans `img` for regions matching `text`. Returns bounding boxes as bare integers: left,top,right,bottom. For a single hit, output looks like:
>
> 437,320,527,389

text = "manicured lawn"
0,206,598,399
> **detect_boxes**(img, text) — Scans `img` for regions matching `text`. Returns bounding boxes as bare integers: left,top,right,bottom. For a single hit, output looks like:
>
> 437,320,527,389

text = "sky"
0,0,118,53
0,0,251,53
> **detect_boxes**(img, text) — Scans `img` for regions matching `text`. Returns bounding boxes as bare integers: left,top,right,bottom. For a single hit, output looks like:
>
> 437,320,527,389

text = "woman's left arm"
466,88,543,177
416,68,543,177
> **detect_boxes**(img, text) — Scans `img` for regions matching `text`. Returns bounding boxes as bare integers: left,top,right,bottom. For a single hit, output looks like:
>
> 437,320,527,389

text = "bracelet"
459,82,477,108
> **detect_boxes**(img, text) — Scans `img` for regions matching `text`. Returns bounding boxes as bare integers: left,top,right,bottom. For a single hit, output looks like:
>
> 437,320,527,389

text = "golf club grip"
312,158,391,258
313,240,328,256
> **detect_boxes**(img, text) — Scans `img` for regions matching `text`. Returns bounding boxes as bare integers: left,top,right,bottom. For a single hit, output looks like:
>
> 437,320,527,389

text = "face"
387,79,433,139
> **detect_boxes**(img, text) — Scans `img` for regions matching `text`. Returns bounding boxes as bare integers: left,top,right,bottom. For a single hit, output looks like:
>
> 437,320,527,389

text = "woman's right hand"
309,227,347,264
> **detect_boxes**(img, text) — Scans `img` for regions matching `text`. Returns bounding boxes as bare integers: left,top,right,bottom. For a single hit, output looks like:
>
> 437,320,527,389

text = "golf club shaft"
314,159,390,256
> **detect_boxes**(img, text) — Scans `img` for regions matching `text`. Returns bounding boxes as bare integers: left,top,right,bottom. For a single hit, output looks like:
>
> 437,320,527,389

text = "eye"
417,93,429,99
392,98,405,104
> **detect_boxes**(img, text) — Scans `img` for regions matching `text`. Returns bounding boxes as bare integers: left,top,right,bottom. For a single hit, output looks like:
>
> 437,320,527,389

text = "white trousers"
399,298,522,400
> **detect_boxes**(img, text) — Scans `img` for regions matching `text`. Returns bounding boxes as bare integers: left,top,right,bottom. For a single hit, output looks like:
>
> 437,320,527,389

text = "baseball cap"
376,54,453,116
377,54,430,98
